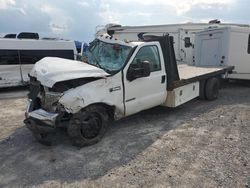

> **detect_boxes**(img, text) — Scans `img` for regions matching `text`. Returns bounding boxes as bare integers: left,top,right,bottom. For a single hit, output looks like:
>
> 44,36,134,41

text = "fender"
58,76,125,119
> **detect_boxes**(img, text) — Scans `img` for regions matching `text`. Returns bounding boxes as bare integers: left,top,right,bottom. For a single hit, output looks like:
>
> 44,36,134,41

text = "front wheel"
67,105,108,147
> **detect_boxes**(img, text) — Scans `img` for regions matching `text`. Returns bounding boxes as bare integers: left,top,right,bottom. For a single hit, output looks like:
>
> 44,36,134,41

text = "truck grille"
41,91,62,112
28,78,62,112
28,80,41,101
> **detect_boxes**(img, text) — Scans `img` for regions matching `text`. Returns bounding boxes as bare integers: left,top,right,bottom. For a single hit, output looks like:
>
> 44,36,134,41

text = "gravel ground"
0,81,249,188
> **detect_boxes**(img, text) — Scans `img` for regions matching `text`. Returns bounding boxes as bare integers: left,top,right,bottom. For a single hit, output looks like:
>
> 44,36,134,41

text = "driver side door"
123,43,167,116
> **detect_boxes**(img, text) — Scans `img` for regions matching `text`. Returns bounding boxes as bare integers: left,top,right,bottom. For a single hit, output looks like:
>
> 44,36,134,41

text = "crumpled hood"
30,57,109,87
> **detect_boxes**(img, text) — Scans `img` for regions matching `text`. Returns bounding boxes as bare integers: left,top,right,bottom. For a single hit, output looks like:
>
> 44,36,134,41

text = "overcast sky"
0,0,249,42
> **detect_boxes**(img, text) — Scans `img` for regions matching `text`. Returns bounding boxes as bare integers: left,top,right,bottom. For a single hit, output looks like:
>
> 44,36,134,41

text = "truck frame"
24,35,233,147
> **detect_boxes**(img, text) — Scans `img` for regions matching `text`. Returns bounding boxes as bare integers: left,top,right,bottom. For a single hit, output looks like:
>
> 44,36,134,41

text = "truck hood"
30,57,109,87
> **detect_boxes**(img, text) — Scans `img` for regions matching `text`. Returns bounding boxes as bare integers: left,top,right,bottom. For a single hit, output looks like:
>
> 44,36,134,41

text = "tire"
199,80,206,99
205,77,220,100
67,105,108,147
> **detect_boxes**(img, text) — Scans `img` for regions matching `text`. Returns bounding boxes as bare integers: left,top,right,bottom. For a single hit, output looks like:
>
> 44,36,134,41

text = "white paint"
97,33,139,47
28,109,58,126
59,72,125,117
30,57,110,87
97,23,249,66
29,37,231,122
200,35,221,66
194,26,250,80
0,38,76,50
58,42,169,116
122,42,168,116
164,82,199,107
0,37,77,87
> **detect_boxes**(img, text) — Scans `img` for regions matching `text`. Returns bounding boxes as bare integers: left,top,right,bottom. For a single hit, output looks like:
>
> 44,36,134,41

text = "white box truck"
194,26,250,80
97,23,249,66
24,35,233,147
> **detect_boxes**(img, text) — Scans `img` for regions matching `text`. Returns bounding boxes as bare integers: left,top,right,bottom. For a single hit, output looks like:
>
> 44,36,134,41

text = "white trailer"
194,26,250,80
0,35,77,88
97,23,249,65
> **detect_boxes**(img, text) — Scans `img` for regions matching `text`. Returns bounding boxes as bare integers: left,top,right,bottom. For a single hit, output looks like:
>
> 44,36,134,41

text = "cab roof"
97,34,144,47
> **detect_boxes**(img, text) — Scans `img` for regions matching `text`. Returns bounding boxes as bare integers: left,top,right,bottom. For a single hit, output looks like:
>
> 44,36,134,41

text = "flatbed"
170,64,234,89
24,35,234,147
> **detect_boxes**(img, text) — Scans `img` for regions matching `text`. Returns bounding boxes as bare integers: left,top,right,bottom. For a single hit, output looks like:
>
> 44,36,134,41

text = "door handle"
161,75,166,83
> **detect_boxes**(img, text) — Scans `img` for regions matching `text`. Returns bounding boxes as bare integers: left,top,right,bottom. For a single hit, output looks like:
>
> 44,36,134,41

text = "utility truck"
24,34,233,147
194,26,250,80
97,22,249,65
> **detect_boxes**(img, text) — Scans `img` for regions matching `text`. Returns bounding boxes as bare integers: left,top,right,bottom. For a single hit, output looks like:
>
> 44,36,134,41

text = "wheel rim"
79,112,102,139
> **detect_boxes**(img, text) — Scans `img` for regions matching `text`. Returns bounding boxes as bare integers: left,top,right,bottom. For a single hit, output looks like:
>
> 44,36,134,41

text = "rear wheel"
67,105,108,147
199,80,206,99
205,77,220,100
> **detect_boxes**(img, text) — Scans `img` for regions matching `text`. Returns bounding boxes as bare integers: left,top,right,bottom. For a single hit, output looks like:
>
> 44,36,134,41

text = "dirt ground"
0,81,250,188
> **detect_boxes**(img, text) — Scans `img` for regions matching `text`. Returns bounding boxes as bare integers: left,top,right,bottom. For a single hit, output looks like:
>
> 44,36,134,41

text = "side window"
184,37,192,48
248,34,250,54
19,50,74,64
0,50,19,65
131,45,161,72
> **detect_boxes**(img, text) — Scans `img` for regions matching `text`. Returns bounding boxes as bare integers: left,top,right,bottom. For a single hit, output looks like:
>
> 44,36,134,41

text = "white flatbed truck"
24,35,233,147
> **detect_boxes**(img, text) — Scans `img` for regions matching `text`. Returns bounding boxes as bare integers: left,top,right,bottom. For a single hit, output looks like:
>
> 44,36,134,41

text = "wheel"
199,80,206,99
67,105,108,147
205,77,220,100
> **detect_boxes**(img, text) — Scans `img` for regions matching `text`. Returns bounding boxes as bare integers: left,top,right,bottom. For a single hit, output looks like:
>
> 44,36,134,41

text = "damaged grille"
28,78,62,112
40,91,62,112
28,79,42,111
28,80,41,101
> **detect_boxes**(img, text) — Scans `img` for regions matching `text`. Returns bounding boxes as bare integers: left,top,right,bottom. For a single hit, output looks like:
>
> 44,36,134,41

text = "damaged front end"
24,77,70,136
24,75,102,140
23,56,112,145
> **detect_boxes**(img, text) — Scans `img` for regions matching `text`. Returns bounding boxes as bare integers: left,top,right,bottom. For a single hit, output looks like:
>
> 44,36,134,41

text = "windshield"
87,39,132,73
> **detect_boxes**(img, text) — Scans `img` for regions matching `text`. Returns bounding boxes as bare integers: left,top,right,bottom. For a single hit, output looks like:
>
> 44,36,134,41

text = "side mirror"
184,37,192,48
127,60,151,81
141,60,151,77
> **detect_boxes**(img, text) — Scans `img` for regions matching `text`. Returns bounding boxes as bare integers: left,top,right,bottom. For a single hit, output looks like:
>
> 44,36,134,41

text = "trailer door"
199,32,222,66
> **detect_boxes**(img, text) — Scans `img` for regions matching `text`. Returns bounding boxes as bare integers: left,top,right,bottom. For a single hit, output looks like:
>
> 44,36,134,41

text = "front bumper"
24,99,59,133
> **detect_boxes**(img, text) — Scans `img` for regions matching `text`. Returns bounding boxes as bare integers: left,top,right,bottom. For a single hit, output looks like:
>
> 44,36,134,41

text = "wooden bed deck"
178,64,226,80
168,64,234,89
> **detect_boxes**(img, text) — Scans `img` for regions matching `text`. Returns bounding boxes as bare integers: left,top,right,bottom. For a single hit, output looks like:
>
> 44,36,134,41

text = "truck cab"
24,34,233,147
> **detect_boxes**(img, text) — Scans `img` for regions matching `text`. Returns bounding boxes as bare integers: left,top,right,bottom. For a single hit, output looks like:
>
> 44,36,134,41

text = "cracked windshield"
87,39,132,73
